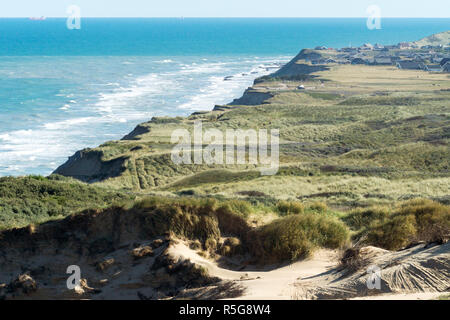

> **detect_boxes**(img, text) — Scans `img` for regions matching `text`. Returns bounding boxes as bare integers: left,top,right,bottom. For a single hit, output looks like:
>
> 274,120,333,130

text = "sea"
0,18,449,176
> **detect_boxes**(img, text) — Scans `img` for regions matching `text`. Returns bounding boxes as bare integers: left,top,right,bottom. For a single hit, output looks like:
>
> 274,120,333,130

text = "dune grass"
249,213,349,263
343,206,391,231
116,196,450,255
345,199,450,250
1,175,447,263
276,200,305,216
100,196,351,263
0,175,133,230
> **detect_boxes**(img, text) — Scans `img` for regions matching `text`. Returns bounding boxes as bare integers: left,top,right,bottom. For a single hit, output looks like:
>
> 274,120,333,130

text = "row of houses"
350,55,401,65
310,54,450,72
336,42,416,53
344,43,449,72
350,57,450,72
338,42,448,59
352,42,447,51
308,42,450,72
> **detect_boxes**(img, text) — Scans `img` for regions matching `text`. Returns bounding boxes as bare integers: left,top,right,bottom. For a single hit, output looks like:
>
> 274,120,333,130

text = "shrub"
219,200,253,218
396,199,449,243
362,199,449,250
308,201,328,213
215,204,252,239
366,215,417,250
249,213,349,263
276,201,304,216
205,237,217,252
343,206,390,231
190,239,202,250
220,245,232,256
220,237,242,256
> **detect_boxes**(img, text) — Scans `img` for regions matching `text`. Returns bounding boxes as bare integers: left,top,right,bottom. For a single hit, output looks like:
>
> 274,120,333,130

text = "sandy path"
167,241,450,300
167,242,337,300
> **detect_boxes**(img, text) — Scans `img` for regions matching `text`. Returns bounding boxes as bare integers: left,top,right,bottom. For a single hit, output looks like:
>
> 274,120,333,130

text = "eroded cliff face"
121,124,151,140
268,48,329,78
53,149,128,183
229,88,274,105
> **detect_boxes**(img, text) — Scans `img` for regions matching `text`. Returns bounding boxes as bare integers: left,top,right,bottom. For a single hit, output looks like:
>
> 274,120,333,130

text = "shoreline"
0,55,288,177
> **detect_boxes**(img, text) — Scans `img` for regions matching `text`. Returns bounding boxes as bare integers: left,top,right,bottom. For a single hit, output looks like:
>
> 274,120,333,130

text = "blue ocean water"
0,18,449,176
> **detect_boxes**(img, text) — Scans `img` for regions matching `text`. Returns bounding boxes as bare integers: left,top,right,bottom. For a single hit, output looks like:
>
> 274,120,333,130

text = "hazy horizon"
1,0,449,18
2,17,450,19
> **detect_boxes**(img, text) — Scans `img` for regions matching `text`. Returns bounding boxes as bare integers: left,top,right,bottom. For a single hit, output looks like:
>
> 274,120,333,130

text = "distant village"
311,42,450,73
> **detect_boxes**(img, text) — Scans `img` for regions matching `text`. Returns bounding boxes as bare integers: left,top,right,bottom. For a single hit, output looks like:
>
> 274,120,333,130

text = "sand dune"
166,241,449,300
168,241,338,300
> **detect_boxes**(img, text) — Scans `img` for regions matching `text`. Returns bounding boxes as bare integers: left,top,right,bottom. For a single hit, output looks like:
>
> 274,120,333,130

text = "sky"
0,0,449,18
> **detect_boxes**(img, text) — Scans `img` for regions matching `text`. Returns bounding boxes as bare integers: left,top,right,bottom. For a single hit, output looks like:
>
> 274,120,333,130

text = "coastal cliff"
52,33,450,208
53,149,128,183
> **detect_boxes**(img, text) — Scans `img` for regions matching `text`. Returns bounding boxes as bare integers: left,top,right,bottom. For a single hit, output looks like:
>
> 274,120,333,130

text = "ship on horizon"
29,16,47,21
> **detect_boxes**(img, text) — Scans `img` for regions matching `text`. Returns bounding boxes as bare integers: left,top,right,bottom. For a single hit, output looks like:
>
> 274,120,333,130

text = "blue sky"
1,0,449,18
